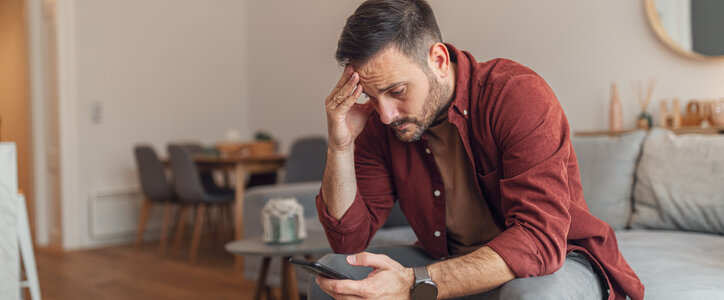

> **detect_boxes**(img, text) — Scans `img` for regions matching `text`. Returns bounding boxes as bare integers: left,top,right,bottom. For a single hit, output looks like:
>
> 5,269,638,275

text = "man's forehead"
356,48,414,92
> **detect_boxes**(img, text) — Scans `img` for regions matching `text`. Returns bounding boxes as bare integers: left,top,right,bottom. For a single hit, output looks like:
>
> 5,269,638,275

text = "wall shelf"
575,126,724,137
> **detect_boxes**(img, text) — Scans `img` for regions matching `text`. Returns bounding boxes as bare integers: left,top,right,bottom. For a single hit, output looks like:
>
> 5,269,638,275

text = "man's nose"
377,99,400,125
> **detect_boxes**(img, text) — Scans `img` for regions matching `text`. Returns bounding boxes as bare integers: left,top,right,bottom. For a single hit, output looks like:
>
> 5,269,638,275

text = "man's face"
356,46,451,142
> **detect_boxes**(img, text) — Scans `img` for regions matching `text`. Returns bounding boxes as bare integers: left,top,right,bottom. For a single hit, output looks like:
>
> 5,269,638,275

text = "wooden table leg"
254,257,271,300
281,256,299,300
234,164,249,271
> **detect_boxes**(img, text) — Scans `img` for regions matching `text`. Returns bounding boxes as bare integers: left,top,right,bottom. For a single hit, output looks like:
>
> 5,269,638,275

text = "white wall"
55,0,724,249
60,0,251,248
245,1,361,151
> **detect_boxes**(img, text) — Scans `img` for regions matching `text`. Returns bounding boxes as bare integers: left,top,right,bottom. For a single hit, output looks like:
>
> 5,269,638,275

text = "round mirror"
645,0,724,61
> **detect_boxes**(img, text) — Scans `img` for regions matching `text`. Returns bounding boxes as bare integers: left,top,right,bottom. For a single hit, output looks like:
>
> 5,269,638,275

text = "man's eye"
390,88,404,95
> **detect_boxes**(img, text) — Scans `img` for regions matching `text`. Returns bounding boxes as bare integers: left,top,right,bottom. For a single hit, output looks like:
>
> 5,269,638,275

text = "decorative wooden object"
681,100,706,127
633,79,656,129
660,98,682,129
610,83,623,132
710,99,724,126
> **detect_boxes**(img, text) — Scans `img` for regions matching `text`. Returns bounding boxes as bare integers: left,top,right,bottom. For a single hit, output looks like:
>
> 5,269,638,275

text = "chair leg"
189,204,207,264
172,204,190,254
158,202,174,256
135,198,153,249
205,204,215,241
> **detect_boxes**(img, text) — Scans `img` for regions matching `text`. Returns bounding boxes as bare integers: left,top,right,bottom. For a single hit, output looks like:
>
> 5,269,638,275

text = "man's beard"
389,72,452,142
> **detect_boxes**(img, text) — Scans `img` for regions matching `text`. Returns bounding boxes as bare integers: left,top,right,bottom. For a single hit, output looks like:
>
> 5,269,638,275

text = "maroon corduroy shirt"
316,44,644,300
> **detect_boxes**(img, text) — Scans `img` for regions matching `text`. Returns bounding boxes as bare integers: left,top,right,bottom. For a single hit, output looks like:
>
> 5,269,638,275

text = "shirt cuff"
315,188,368,235
485,223,544,277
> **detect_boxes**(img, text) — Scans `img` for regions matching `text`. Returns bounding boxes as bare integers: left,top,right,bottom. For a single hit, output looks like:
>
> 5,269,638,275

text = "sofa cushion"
630,129,724,234
616,230,724,300
572,130,646,229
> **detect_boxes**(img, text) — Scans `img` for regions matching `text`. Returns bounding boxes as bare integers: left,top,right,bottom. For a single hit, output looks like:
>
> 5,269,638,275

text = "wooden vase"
610,83,623,131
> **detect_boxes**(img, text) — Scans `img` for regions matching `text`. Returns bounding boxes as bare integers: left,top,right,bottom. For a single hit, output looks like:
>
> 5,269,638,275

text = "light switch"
91,101,102,124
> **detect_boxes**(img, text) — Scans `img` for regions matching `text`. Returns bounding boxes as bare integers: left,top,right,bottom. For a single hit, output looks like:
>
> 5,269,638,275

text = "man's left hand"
316,252,414,300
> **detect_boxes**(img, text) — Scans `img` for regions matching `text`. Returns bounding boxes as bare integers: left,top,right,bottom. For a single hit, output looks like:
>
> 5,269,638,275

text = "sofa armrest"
242,181,322,237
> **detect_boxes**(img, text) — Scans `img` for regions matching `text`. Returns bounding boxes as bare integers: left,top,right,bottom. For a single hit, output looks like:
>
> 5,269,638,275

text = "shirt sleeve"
315,117,397,254
484,74,573,277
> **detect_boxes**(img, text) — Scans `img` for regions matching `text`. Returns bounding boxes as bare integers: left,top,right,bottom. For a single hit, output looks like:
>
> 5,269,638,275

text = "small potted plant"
250,130,276,156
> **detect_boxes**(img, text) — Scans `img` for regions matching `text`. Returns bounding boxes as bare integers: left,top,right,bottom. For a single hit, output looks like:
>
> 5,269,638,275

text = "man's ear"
428,43,451,78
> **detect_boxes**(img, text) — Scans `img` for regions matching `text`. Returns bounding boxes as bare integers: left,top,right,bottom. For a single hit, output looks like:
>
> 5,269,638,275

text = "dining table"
190,153,286,270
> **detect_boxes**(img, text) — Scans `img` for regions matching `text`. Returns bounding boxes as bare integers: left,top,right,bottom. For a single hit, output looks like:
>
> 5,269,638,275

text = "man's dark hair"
335,0,443,69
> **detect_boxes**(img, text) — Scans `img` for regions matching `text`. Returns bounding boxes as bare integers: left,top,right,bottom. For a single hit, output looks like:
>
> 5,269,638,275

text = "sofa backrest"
572,131,647,229
630,128,724,235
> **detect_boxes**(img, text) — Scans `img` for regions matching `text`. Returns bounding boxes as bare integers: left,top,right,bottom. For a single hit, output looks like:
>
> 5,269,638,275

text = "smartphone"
289,258,351,280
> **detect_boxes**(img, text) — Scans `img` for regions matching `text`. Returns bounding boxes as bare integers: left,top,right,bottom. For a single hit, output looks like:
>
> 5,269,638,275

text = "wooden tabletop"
192,153,286,164
160,153,286,165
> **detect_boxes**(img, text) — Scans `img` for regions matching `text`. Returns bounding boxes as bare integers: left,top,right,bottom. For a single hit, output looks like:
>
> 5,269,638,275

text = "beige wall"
65,0,250,247
247,0,724,151
0,0,34,236
55,0,724,248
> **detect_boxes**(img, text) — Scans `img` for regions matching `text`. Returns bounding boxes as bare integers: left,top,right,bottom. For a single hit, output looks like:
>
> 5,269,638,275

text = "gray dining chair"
133,145,177,255
172,142,236,194
283,136,328,183
167,145,234,264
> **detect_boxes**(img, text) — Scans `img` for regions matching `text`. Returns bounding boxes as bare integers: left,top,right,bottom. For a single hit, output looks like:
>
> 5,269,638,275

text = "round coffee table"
225,233,331,300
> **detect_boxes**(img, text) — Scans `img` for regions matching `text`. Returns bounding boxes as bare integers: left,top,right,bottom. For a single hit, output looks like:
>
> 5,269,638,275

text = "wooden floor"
35,238,260,300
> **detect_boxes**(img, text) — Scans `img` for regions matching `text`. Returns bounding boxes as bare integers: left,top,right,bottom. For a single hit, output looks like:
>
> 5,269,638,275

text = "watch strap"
413,266,431,282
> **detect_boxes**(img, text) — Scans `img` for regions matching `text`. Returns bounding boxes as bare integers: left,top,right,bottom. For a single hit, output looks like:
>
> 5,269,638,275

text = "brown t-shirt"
425,116,500,256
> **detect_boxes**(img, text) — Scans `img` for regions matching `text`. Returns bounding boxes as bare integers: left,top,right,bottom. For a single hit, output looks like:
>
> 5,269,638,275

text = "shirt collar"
445,43,475,119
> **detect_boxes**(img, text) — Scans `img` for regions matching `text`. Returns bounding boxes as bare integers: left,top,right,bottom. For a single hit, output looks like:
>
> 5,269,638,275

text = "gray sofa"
241,128,724,299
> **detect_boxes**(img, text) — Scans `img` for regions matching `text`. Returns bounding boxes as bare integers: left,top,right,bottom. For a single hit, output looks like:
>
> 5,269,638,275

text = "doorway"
0,0,35,239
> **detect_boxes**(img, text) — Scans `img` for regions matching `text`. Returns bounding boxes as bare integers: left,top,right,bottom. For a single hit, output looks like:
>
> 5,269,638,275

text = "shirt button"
463,109,468,116
434,231,441,237
433,190,441,197
425,148,431,154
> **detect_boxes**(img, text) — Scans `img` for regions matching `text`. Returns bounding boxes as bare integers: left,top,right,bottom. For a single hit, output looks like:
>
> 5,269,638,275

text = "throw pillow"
630,128,724,234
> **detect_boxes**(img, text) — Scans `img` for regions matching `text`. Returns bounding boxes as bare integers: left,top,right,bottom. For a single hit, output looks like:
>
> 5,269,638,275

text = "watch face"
412,282,438,300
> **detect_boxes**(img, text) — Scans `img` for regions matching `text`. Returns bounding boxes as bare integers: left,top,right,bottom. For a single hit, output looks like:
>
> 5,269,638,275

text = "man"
311,0,644,299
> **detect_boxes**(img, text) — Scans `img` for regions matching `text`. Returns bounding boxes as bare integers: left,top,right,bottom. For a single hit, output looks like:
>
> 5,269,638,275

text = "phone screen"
289,258,351,280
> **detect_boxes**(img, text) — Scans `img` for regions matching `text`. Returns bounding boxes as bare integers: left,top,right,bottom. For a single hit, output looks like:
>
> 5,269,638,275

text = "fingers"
334,65,355,91
327,66,357,105
316,276,367,299
325,67,360,105
329,73,360,107
337,72,360,102
327,83,363,115
347,252,399,269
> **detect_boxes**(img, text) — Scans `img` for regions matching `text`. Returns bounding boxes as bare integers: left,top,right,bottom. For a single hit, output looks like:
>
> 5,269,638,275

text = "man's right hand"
325,65,374,153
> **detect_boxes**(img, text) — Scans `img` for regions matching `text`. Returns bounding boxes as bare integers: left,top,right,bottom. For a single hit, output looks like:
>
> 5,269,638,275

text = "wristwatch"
411,266,438,300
